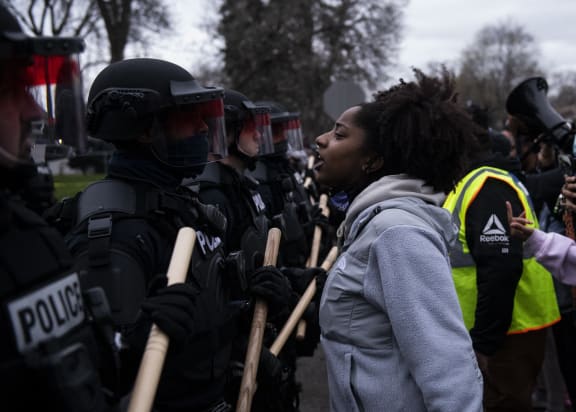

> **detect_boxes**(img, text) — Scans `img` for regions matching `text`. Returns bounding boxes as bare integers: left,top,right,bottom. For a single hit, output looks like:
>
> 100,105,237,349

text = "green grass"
53,174,104,200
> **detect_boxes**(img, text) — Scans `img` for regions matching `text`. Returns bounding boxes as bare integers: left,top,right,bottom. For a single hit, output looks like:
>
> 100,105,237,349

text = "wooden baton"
235,227,282,412
127,227,196,412
296,194,329,340
270,246,338,356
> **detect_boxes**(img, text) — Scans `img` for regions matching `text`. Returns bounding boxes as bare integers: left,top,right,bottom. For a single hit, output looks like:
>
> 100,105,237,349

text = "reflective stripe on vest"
443,166,560,334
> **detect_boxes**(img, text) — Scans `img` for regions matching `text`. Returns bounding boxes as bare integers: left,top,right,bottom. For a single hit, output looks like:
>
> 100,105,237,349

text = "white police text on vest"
7,273,85,353
196,230,222,256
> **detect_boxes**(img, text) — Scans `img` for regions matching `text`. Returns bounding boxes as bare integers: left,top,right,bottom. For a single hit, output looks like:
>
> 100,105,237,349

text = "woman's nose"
315,131,329,147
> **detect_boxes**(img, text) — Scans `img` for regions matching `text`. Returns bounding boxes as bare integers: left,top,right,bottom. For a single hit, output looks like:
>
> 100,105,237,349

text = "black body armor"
53,177,237,411
188,162,269,275
250,157,313,267
0,194,113,411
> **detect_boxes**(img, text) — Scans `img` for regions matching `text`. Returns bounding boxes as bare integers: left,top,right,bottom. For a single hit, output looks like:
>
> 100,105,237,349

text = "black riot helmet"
223,89,274,158
0,3,86,171
87,58,228,171
255,100,304,154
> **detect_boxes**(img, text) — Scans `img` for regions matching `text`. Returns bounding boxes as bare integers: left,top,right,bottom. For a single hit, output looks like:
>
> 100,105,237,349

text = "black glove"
140,275,199,350
296,301,322,357
281,266,326,296
258,346,283,384
309,204,330,231
248,266,292,317
314,268,328,296
231,337,283,385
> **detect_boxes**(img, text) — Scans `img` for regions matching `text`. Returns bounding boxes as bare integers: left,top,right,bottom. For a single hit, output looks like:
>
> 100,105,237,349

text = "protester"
505,77,575,411
507,200,576,285
315,68,483,411
441,80,561,412
0,4,118,410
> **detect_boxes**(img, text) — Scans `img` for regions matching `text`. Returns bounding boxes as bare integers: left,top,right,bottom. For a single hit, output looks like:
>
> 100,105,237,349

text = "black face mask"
151,131,210,178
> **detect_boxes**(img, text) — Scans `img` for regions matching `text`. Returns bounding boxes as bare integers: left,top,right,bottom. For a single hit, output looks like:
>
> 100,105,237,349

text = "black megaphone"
506,77,574,154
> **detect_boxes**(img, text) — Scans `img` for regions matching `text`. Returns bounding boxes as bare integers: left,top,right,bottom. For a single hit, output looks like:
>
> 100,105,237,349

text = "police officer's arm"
465,178,524,356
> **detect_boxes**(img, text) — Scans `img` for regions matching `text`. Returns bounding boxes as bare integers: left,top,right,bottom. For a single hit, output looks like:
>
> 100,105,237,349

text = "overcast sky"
147,0,576,88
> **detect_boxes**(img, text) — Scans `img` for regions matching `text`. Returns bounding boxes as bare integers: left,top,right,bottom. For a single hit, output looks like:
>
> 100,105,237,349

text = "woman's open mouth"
313,153,324,171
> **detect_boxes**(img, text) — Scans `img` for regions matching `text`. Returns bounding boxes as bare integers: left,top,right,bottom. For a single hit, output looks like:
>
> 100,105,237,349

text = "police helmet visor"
199,98,227,159
170,81,227,159
272,122,288,144
286,115,304,152
251,109,273,155
26,53,86,161
239,102,273,156
151,97,226,169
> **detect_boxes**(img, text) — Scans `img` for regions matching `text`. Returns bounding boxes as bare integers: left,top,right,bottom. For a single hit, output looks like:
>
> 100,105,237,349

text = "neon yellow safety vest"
443,166,560,334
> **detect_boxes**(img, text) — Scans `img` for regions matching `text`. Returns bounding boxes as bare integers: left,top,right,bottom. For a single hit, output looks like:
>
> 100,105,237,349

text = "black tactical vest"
250,159,312,267
59,178,235,410
188,162,270,275
0,194,110,412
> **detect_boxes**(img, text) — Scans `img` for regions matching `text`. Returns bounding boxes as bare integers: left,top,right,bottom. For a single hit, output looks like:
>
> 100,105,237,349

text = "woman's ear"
363,155,384,174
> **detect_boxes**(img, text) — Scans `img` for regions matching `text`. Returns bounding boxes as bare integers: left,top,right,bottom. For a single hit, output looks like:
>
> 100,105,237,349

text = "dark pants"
553,312,576,411
476,328,547,412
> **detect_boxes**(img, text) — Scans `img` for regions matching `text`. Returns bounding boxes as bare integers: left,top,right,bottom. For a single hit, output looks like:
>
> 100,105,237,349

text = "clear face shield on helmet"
270,113,290,154
150,82,227,171
238,102,273,156
27,53,86,163
0,32,86,168
286,114,304,152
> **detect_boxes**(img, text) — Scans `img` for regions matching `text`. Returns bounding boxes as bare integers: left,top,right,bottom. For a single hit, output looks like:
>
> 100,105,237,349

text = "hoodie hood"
339,174,456,250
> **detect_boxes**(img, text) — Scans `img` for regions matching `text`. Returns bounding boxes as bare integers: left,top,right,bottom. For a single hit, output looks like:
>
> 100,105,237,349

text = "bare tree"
215,0,407,140
5,0,171,65
549,71,576,120
97,0,170,62
456,19,544,129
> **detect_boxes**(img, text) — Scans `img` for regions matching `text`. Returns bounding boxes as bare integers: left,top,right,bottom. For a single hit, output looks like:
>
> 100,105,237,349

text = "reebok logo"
482,214,506,235
479,214,509,243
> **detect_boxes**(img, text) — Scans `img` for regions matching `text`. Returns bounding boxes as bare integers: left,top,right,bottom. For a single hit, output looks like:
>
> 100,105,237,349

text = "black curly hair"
354,67,482,193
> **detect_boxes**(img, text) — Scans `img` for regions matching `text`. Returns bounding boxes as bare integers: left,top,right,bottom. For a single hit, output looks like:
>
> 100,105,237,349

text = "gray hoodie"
319,174,483,412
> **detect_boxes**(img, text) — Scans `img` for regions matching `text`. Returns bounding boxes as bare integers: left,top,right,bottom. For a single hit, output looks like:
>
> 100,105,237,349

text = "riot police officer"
0,4,117,411
250,101,333,269
186,90,326,411
49,58,237,411
183,89,289,409
185,89,275,272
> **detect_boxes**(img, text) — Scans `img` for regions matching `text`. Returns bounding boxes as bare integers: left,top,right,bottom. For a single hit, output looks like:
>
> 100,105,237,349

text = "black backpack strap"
76,180,139,268
86,214,113,267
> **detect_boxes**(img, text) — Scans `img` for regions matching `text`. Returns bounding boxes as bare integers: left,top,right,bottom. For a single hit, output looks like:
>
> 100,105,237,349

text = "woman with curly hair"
314,67,483,411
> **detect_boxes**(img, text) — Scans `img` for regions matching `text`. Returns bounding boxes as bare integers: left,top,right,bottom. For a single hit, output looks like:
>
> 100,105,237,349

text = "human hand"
281,266,326,296
562,175,576,213
140,276,199,350
506,201,534,241
248,266,292,316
